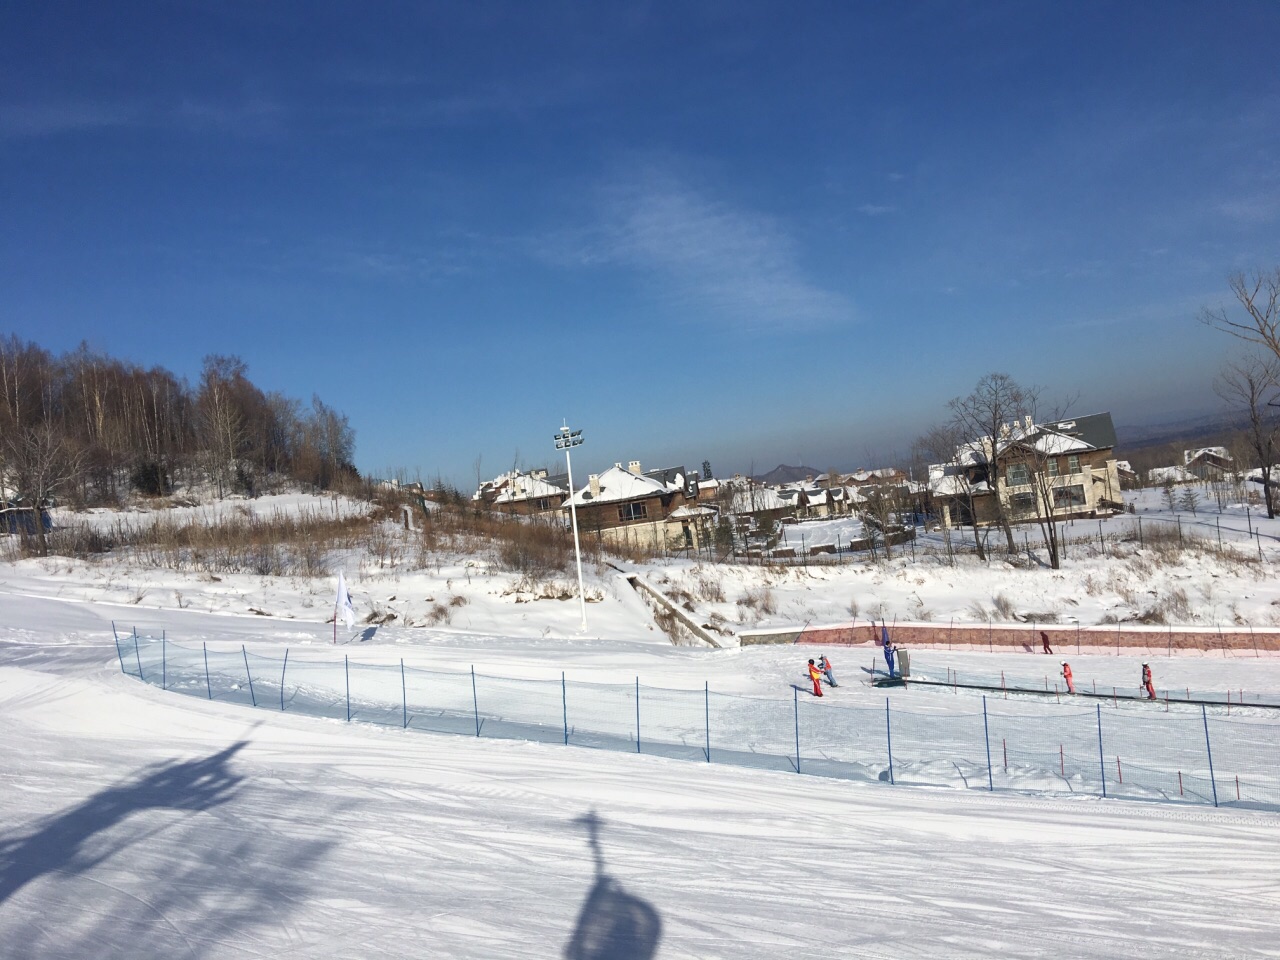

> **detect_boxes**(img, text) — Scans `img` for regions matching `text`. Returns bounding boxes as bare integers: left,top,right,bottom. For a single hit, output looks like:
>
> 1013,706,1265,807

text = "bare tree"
1201,268,1280,358
5,423,82,556
856,483,904,560
198,356,249,498
913,423,978,562
948,373,1040,554
1215,353,1280,518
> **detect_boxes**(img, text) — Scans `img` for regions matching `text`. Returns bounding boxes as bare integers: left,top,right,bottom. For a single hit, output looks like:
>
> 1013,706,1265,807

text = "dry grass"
991,592,1017,621
737,585,778,616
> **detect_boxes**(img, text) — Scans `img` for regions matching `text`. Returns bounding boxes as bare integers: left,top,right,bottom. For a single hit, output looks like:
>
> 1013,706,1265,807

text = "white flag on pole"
335,571,356,628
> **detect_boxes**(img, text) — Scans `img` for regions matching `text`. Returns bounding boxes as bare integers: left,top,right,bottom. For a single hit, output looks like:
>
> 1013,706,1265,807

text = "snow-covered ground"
4,488,1280,957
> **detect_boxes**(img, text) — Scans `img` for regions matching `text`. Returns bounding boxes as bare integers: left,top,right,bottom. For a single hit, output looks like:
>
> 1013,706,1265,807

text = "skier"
807,659,824,697
818,654,838,687
1061,661,1075,694
1142,662,1156,700
884,639,897,678
1041,631,1053,655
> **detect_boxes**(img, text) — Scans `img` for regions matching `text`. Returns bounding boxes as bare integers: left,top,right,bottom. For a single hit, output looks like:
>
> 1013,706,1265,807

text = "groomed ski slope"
3,595,1280,958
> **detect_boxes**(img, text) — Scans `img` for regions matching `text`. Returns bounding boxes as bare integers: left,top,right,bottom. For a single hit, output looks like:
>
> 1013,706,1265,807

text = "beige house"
930,412,1123,529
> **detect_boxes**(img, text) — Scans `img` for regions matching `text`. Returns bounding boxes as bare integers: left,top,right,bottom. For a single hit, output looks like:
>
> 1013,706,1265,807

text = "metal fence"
112,627,1280,811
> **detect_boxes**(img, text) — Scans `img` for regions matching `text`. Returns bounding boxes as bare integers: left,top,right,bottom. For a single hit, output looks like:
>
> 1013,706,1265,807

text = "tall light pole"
555,421,588,630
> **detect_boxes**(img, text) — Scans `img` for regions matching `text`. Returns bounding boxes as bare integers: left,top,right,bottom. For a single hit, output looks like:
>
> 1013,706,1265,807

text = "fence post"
113,629,127,674
635,677,641,754
280,648,289,711
132,627,144,682
982,695,993,791
344,654,350,721
1202,705,1219,807
794,686,801,774
242,645,256,707
705,681,711,762
1138,516,1143,548
1096,704,1106,798
162,633,167,691
1216,517,1223,553
885,697,895,785
401,659,407,729
471,666,480,737
562,672,568,745
203,642,212,700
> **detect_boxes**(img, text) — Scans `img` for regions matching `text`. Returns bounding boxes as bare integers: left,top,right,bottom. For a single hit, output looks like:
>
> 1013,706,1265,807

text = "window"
1006,463,1029,486
1052,485,1086,509
1068,454,1081,474
1047,458,1059,477
618,502,648,522
1011,491,1036,514
534,498,550,511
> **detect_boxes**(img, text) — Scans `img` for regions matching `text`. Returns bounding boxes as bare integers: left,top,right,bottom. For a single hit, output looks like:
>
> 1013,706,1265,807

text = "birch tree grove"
0,336,359,510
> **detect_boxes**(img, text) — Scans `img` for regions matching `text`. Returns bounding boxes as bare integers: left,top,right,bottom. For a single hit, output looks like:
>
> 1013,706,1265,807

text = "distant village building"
1183,447,1233,481
472,470,568,516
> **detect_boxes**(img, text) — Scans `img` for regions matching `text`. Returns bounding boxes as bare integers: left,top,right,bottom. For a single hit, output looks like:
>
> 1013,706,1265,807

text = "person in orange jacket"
817,654,838,687
1142,662,1156,700
807,659,824,697
1061,661,1075,694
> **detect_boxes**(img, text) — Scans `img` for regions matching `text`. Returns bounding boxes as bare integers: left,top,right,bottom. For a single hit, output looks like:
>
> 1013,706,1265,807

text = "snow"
4,490,1280,957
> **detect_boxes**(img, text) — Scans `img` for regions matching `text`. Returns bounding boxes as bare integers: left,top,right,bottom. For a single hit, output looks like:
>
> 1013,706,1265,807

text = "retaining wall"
738,620,1280,655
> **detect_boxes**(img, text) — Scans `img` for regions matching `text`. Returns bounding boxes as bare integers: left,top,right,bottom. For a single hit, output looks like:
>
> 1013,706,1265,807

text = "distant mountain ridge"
1115,411,1244,450
753,464,821,485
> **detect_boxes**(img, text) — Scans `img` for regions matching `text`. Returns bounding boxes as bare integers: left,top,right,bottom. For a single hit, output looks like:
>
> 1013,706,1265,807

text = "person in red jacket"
807,659,824,697
1061,661,1075,694
1142,662,1156,700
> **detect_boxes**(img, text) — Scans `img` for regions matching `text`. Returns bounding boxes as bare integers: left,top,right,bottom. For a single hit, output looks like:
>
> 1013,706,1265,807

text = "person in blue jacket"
884,638,897,678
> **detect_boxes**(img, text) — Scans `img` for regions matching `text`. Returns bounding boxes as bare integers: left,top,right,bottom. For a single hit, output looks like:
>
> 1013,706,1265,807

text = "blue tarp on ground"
1,502,53,535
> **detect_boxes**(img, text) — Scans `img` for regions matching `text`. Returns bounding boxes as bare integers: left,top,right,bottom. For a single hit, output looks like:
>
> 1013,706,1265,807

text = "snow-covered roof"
493,473,566,504
725,486,788,513
666,505,716,520
473,470,566,504
1184,447,1231,465
565,464,677,507
1149,465,1198,484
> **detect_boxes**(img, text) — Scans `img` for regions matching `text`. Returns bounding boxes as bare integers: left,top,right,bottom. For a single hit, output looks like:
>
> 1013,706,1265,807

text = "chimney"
589,474,601,498
628,460,642,474
1024,414,1034,431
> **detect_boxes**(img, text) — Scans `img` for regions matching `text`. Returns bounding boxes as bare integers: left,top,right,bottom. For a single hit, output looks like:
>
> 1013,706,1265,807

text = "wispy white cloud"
556,167,853,330
857,203,896,216
0,97,284,139
1215,189,1280,225
0,101,143,138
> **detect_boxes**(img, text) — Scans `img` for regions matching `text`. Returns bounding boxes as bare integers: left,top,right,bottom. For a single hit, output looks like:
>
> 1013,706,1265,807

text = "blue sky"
3,2,1279,486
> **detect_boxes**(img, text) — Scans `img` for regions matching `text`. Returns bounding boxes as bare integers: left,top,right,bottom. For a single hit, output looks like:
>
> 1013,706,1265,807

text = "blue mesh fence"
112,630,1280,811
